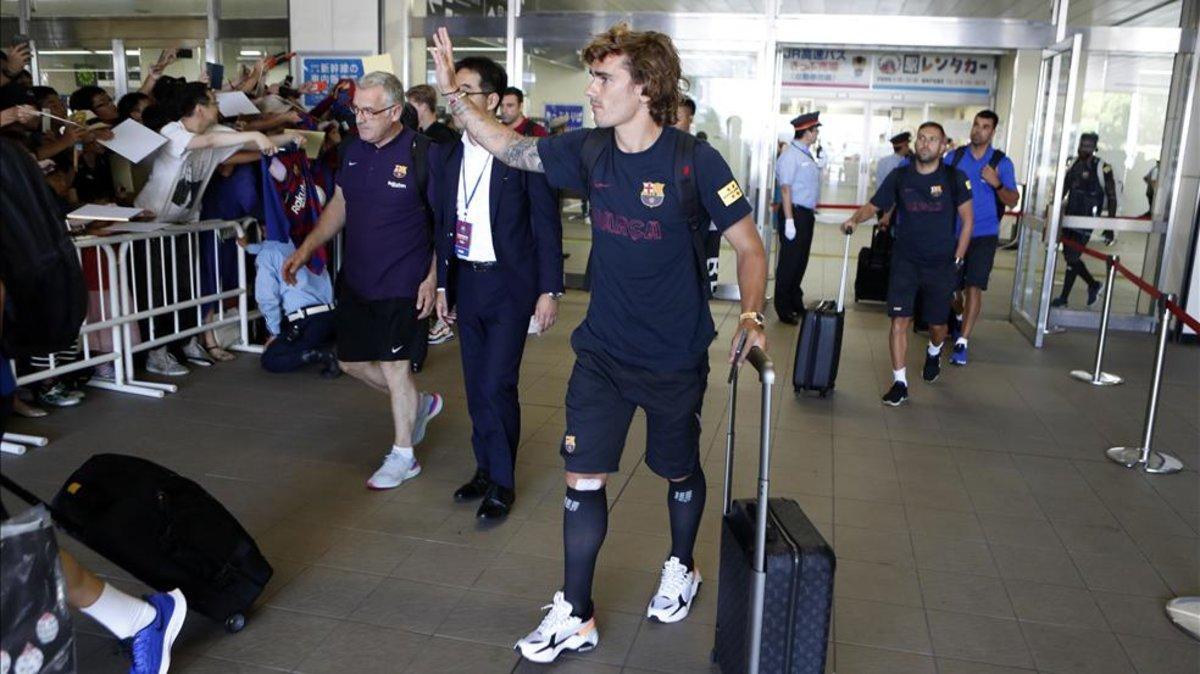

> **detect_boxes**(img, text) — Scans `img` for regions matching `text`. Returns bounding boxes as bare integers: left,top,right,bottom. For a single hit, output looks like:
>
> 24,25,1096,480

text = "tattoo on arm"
447,95,545,173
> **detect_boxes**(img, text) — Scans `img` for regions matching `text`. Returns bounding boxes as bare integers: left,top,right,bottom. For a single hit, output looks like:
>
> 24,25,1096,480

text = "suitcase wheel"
225,613,246,633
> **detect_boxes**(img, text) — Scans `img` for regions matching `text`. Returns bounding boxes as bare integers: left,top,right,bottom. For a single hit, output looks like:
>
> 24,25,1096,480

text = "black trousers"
1061,228,1097,298
261,312,336,373
774,205,815,322
456,266,536,490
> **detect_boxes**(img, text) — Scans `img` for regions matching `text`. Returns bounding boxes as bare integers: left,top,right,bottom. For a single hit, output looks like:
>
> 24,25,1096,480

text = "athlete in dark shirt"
841,121,974,407
431,23,768,665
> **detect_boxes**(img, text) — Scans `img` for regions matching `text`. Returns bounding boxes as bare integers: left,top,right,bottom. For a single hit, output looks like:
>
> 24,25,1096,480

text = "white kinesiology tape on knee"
573,478,604,491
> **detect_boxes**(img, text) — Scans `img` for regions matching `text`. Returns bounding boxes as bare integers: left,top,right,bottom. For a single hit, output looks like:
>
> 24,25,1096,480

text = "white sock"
81,583,157,640
927,341,943,356
391,445,414,462
893,368,907,386
956,337,968,347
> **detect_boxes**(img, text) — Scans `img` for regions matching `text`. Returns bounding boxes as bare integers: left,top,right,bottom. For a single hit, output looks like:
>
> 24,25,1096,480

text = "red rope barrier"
1058,235,1200,333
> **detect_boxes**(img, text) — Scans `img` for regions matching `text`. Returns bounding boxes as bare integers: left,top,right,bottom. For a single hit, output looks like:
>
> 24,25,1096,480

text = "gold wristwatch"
739,311,765,328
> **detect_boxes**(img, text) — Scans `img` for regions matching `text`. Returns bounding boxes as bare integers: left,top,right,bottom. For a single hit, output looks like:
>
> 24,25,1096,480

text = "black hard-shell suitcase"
794,232,850,396
853,225,891,303
5,454,273,632
713,348,836,673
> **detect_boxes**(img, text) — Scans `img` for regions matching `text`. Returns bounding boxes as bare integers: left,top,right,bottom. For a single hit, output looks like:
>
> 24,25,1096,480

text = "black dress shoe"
454,470,490,502
476,484,515,520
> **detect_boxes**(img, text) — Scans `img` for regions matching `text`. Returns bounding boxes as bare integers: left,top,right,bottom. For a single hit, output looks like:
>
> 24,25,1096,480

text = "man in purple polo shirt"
283,71,445,490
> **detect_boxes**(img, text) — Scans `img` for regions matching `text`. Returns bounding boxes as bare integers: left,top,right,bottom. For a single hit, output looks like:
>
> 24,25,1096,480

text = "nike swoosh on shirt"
391,345,404,353
348,161,359,166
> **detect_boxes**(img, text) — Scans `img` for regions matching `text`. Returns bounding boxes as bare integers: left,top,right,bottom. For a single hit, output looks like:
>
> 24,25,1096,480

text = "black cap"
889,131,911,145
790,111,820,132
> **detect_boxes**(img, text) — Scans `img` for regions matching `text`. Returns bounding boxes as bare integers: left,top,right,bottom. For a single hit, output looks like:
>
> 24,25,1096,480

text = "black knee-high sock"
562,486,607,619
667,468,706,569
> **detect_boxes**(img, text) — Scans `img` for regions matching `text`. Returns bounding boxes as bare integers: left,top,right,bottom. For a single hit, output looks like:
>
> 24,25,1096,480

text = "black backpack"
0,138,87,357
579,128,711,298
949,146,1008,223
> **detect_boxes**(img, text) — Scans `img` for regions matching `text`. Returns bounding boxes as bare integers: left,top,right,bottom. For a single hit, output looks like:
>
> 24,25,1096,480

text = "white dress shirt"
456,133,497,262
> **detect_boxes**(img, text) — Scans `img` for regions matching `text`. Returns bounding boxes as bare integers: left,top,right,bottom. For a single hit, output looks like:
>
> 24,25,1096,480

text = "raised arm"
431,27,544,173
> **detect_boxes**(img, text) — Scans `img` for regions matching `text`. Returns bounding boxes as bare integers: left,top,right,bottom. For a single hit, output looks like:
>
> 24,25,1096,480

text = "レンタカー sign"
782,49,996,97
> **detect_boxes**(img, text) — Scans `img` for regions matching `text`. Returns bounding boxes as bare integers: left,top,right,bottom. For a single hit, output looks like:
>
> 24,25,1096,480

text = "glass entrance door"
1010,33,1084,347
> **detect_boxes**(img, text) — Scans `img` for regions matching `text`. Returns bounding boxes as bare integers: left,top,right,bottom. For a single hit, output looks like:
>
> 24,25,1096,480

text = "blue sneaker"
129,589,187,674
950,343,968,366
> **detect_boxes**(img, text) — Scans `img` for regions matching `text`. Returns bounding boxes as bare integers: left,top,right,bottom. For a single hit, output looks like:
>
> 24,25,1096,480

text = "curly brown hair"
581,23,687,127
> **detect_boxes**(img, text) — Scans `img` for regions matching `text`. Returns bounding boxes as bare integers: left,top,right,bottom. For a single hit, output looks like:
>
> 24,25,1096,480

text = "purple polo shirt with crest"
336,127,437,301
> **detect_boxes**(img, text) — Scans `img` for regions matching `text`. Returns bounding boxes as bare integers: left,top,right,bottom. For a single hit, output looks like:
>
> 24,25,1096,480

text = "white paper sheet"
216,91,262,118
98,119,168,163
67,204,147,222
294,130,326,159
361,53,395,75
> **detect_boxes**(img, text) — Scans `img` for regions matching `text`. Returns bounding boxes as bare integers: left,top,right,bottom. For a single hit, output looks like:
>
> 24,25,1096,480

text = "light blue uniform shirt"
776,141,821,210
246,240,334,336
875,152,906,189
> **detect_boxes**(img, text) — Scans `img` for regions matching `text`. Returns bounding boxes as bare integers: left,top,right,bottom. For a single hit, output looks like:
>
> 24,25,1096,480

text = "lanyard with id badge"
455,153,493,258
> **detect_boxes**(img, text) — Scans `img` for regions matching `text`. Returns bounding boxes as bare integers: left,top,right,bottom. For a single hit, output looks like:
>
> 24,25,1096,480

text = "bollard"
1070,254,1123,385
1105,294,1184,475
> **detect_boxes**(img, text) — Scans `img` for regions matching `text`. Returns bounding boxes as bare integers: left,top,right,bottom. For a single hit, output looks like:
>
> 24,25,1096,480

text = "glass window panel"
780,0,1051,21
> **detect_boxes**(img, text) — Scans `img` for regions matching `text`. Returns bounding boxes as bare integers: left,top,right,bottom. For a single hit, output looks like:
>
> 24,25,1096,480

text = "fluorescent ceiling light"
452,47,506,52
240,50,262,56
39,50,95,55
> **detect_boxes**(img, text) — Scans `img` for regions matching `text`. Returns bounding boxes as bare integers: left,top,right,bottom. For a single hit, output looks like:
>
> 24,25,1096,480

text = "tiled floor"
3,230,1198,673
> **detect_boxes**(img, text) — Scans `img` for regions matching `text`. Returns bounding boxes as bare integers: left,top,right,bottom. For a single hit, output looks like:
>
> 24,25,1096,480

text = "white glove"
784,218,796,241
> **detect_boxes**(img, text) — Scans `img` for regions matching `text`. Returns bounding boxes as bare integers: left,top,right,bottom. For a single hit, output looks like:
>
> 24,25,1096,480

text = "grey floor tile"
199,606,339,670
348,577,466,634
1093,591,1198,643
977,512,1062,550
403,636,520,673
625,618,720,673
265,565,385,618
990,544,1084,587
833,597,932,654
435,589,542,649
833,497,910,532
312,528,419,576
905,506,985,541
293,622,428,673
1115,633,1200,674
514,659,622,673
934,659,1037,673
834,526,916,568
832,643,936,673
390,539,497,588
172,657,291,673
834,559,924,608
1020,622,1134,674
911,533,998,577
918,569,1014,619
925,610,1032,669
1005,580,1108,630
1068,549,1170,596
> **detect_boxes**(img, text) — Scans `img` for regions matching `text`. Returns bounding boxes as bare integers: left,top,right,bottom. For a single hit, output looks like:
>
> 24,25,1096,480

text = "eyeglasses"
351,104,398,118
459,90,494,98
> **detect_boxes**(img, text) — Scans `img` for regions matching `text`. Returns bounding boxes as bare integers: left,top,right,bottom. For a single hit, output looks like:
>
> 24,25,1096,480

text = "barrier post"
1070,254,1122,385
1105,294,1184,475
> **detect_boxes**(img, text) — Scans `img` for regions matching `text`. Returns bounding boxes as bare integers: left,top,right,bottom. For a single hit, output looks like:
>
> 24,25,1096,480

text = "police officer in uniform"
773,112,824,323
1051,132,1117,308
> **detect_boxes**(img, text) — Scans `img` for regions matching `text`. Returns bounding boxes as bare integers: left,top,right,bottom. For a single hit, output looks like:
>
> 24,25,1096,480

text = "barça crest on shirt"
640,181,666,208
393,164,408,179
930,184,943,197
564,435,577,453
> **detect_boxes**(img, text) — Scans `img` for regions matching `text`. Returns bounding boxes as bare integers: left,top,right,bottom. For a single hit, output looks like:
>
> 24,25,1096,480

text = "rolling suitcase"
793,232,851,396
713,346,836,674
2,454,273,633
853,225,891,303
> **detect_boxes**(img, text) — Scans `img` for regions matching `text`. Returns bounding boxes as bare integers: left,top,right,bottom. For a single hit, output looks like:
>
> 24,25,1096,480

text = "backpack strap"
987,148,1006,168
579,128,613,291
410,132,435,234
674,132,712,299
988,149,1008,217
949,146,967,169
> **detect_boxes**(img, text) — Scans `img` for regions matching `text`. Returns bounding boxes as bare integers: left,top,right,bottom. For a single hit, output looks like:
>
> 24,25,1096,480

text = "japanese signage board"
782,49,996,97
300,56,366,107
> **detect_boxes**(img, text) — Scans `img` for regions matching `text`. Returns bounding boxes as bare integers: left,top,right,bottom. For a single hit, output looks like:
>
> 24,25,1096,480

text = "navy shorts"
561,347,708,479
961,235,999,291
887,254,956,322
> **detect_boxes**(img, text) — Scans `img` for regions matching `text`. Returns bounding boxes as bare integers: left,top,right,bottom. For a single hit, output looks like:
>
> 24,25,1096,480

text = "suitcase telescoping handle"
719,343,775,674
836,229,852,313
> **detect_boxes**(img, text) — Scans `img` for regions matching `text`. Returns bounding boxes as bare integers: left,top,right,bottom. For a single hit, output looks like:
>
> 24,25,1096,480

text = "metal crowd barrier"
5,220,261,455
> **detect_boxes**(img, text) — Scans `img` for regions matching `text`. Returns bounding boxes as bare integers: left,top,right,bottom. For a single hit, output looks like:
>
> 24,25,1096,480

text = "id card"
455,219,473,257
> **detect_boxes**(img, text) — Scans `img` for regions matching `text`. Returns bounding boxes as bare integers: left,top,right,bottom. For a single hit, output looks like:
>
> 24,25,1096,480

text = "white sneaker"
366,450,422,490
428,319,455,345
412,392,443,446
145,348,189,376
181,337,214,367
514,591,599,664
646,556,702,624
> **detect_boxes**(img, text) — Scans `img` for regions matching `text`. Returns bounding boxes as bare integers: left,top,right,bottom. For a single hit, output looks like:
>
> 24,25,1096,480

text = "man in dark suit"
434,57,564,520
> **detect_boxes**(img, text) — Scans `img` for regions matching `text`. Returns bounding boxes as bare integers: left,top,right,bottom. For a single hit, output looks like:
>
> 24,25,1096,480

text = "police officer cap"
790,112,820,131
889,131,911,145
1080,132,1099,143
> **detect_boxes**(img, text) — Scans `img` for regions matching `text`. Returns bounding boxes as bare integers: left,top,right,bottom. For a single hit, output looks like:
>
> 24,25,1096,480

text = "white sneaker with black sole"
514,591,599,664
646,556,702,624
